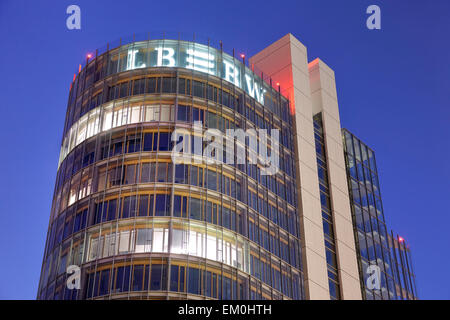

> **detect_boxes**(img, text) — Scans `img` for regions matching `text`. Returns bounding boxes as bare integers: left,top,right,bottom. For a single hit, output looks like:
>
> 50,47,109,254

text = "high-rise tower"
37,33,416,300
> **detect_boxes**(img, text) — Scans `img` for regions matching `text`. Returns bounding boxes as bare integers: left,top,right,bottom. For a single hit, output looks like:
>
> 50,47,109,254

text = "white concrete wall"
250,34,362,300
309,59,362,300
250,34,330,300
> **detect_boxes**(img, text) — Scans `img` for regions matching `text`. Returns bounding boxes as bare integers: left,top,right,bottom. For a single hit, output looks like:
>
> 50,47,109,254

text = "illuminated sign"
122,40,267,105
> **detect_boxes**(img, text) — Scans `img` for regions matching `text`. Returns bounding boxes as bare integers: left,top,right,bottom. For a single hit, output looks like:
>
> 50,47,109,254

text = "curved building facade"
38,33,417,300
37,38,304,300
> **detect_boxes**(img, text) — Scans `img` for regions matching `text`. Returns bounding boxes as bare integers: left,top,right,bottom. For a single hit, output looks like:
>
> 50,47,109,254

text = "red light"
398,236,404,242
240,54,245,58
87,53,93,59
276,82,280,86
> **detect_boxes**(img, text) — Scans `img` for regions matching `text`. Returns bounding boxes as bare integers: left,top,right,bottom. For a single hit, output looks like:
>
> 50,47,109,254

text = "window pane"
173,195,182,217
138,195,149,216
158,132,170,151
188,268,200,295
136,228,152,253
155,194,169,216
132,265,144,291
170,265,179,292
177,105,188,121
150,264,162,290
115,266,131,293
189,197,201,220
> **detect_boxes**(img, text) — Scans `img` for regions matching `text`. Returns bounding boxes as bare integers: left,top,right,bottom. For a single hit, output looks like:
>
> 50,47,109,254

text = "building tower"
38,36,303,300
38,33,416,300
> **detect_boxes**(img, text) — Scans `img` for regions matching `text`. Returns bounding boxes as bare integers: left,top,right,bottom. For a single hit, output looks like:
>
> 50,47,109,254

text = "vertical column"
250,34,330,299
308,59,362,299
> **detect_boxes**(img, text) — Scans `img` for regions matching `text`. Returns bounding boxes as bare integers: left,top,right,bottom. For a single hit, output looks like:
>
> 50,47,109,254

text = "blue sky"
0,0,448,299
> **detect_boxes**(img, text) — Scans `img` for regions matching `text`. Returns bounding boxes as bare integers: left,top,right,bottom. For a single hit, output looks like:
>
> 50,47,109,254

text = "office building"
37,33,417,300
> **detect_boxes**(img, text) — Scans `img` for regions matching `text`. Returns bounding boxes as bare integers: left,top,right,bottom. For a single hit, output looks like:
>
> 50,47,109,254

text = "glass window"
160,105,173,122
141,162,156,183
368,149,377,173
193,107,204,123
150,264,162,290
188,268,200,295
94,201,105,224
136,229,152,253
114,266,131,293
177,105,189,122
138,195,149,216
124,164,137,184
127,136,141,152
119,231,131,253
155,194,169,216
193,81,204,98
86,273,95,298
190,165,198,186
153,228,168,252
222,207,231,229
213,273,217,298
173,195,182,217
112,141,123,156
328,279,339,299
206,201,212,223
107,199,117,221
143,133,154,151
161,77,176,93
175,164,186,184
323,220,334,239
119,82,129,98
144,265,150,291
205,271,212,297
158,132,170,151
207,170,217,191
133,79,144,95
223,276,231,300
353,137,361,161
180,266,185,292
189,197,201,220
132,265,144,291
170,265,179,292
150,264,167,290
122,196,137,218
178,78,186,94
146,78,157,93
73,211,82,233
156,162,168,182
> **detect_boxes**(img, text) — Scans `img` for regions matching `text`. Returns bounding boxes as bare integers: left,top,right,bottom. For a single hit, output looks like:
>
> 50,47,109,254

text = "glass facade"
342,129,417,300
37,34,419,301
388,232,418,300
313,114,340,300
37,39,304,300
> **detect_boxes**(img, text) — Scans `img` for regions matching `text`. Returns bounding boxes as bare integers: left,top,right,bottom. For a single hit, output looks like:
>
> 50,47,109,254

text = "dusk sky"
0,0,448,299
